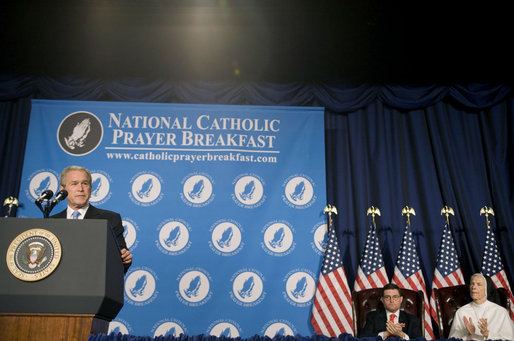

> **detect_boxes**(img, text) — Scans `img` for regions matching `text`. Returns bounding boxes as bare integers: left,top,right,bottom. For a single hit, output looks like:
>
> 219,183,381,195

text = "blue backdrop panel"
18,99,327,338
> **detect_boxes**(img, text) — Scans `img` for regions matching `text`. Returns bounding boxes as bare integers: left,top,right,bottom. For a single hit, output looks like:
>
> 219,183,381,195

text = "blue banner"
18,99,327,338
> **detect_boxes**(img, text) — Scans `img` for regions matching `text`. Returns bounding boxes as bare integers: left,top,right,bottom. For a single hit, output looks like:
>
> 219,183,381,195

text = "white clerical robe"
449,300,514,340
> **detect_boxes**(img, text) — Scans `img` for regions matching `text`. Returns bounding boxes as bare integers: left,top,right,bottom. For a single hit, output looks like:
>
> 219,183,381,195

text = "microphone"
52,189,68,204
35,190,54,204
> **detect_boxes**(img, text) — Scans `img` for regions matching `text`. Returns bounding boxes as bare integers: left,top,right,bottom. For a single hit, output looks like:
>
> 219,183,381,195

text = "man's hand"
385,321,406,338
121,248,132,265
463,316,476,337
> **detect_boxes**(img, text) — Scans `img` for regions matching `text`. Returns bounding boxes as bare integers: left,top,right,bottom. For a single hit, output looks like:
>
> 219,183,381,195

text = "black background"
1,1,512,83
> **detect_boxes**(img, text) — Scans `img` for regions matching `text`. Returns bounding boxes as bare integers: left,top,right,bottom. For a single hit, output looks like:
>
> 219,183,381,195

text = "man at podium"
51,165,132,272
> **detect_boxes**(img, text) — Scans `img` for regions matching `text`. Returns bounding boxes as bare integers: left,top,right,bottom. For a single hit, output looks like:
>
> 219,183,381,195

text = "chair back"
433,285,510,339
497,287,511,312
351,288,424,337
433,285,471,338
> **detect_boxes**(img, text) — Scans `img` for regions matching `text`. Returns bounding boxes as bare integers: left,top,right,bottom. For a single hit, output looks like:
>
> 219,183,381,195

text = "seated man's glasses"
382,295,401,301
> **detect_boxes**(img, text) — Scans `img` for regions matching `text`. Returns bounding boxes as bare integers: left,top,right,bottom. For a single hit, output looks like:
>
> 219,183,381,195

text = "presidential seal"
6,229,62,281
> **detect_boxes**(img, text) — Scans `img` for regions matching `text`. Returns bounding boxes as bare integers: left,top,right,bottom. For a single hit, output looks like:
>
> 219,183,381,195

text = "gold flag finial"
402,206,416,226
367,206,381,227
441,205,455,225
323,204,338,229
3,196,19,217
479,206,495,229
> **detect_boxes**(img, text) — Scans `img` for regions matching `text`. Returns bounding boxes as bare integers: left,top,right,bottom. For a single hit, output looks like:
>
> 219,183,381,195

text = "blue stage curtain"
324,99,514,291
0,96,31,215
0,77,512,339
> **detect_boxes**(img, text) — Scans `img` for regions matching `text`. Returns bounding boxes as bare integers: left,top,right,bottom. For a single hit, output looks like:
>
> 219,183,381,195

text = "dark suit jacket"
51,204,130,271
360,309,422,339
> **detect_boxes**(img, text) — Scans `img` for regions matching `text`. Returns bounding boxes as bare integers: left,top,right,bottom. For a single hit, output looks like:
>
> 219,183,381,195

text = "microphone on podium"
35,189,54,204
51,190,68,204
34,189,68,218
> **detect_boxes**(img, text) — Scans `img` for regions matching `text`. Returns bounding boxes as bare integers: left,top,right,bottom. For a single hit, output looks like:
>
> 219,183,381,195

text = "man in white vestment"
449,273,514,340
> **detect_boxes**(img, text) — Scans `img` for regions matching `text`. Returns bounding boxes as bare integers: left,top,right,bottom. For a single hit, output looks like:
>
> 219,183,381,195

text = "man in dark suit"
360,283,422,339
51,165,132,271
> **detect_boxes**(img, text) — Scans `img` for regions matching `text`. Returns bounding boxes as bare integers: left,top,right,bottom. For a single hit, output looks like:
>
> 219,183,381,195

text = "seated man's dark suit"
51,204,130,272
360,309,422,338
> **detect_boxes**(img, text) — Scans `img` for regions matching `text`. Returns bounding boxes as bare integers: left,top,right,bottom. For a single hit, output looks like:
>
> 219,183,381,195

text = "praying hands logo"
154,322,185,338
289,181,305,201
188,179,204,200
290,276,307,299
237,276,255,299
183,275,201,298
269,227,285,248
216,226,234,248
164,226,181,247
35,176,51,197
130,274,148,297
163,327,176,337
238,180,255,201
64,118,91,150
274,328,286,337
219,328,232,338
58,111,103,156
283,176,315,208
136,178,154,199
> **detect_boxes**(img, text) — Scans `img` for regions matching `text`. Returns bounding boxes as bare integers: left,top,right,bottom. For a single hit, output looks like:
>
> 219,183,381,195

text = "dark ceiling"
1,1,512,83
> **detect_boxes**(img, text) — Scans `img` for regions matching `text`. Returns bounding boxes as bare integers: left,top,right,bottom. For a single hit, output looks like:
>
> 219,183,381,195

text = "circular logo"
263,321,296,338
125,268,158,305
282,175,316,209
261,221,295,256
26,170,59,201
208,321,240,338
180,173,214,207
6,229,62,281
157,219,191,255
230,270,265,306
283,270,316,306
177,269,212,306
129,172,163,206
232,174,266,208
57,111,103,156
153,321,186,338
209,220,243,256
108,320,130,335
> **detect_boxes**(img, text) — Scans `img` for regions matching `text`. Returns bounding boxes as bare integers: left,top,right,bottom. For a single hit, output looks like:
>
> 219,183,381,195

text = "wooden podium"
0,217,125,340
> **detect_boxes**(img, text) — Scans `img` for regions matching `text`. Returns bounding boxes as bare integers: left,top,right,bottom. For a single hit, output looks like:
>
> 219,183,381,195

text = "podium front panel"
0,217,124,320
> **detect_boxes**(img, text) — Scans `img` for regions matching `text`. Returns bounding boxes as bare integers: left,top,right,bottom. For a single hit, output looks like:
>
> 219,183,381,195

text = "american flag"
481,225,514,320
429,223,465,324
310,225,353,336
353,224,388,291
391,224,435,339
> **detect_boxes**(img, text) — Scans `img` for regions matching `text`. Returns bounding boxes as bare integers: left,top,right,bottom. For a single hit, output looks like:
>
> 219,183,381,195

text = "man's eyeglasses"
382,295,401,301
